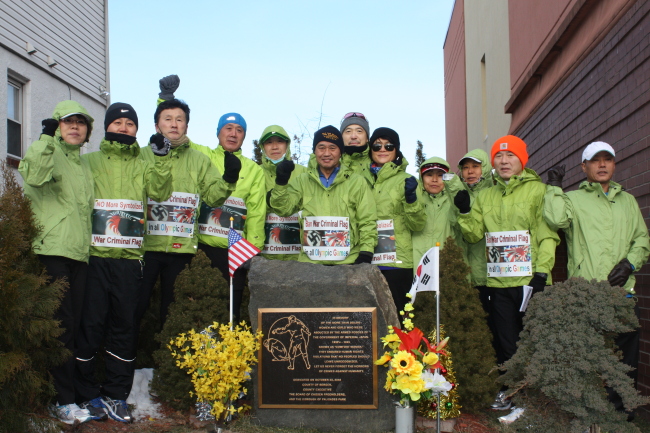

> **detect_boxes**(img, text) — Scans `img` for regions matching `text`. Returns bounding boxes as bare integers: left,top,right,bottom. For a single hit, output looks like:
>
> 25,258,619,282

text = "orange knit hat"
490,135,528,167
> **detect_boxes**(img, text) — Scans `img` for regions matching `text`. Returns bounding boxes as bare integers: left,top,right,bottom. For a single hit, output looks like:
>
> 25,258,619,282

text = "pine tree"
252,139,263,165
415,140,426,168
151,250,231,410
500,278,649,432
0,165,68,432
412,237,498,413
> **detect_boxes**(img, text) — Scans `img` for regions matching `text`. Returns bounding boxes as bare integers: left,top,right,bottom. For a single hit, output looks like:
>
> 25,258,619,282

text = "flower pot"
395,404,415,433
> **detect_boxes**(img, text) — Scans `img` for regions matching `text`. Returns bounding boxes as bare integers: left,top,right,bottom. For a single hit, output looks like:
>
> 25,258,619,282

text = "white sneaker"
50,403,93,425
498,406,525,424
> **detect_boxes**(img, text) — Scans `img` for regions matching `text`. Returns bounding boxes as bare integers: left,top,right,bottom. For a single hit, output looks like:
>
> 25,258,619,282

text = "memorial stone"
248,258,400,432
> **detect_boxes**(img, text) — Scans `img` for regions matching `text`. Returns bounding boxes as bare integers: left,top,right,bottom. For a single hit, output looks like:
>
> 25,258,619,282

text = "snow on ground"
126,368,162,420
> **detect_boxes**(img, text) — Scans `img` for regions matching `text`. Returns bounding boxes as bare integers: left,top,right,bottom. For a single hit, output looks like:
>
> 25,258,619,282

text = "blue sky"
108,1,454,175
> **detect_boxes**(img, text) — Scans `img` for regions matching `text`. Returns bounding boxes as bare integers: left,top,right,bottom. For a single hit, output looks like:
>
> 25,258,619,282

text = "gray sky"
108,1,454,175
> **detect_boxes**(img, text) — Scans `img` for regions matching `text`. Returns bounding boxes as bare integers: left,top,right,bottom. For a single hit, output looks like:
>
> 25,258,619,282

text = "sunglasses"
371,142,396,152
60,117,87,126
341,112,367,122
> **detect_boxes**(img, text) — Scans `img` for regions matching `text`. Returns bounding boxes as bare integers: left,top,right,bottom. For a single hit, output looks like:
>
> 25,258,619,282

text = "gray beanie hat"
340,115,370,138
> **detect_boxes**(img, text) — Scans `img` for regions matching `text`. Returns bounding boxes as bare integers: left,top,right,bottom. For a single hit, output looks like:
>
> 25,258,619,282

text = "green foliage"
0,165,68,432
252,139,263,165
151,250,230,410
412,237,498,413
415,140,425,168
500,278,648,432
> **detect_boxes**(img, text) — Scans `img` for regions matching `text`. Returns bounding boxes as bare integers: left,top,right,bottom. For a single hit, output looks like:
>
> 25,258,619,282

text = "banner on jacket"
408,246,439,303
302,216,350,261
372,219,396,264
198,196,247,238
91,199,144,248
263,213,301,254
485,230,533,277
146,192,198,238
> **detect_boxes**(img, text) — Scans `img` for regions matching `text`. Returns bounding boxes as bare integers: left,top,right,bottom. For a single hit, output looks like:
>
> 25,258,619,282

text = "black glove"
529,272,548,295
454,190,471,214
158,74,180,100
149,133,171,156
275,159,295,186
547,164,565,188
404,176,418,204
608,258,634,287
41,118,59,137
354,251,374,264
222,151,242,183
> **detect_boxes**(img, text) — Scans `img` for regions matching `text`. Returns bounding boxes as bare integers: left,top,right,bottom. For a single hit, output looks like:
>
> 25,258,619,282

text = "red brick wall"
513,0,650,408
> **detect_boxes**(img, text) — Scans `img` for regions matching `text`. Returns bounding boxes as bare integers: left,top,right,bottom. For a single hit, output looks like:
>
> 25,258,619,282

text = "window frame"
6,76,24,166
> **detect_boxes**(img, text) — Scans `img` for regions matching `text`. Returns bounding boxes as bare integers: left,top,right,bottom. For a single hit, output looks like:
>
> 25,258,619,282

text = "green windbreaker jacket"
258,126,307,260
544,181,650,291
458,167,559,288
140,141,235,254
19,100,95,263
270,164,378,265
83,138,173,259
370,157,425,269
190,142,266,250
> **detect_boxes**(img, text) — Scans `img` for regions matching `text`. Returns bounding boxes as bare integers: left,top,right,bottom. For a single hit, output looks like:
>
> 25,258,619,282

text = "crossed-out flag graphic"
228,228,260,276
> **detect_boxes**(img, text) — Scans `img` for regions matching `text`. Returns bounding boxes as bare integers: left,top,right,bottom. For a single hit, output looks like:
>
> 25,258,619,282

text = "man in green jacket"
135,97,239,333
270,125,378,265
75,103,173,423
258,125,307,261
454,135,559,410
19,100,95,425
543,141,650,418
340,112,372,182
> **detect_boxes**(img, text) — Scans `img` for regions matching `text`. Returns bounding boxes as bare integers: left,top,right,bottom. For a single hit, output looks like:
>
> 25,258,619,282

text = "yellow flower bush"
169,322,263,422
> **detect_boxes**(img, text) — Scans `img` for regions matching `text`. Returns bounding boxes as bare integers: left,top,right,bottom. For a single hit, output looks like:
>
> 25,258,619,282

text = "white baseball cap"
582,141,615,162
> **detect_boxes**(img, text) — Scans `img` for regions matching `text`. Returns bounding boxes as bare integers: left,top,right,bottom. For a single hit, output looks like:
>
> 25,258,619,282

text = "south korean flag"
408,246,440,304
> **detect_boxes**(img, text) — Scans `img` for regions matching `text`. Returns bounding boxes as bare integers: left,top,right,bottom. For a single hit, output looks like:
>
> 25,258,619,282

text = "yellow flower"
402,318,414,330
390,351,418,375
422,352,439,366
406,293,412,299
403,303,414,312
392,373,425,400
375,352,392,365
382,333,400,347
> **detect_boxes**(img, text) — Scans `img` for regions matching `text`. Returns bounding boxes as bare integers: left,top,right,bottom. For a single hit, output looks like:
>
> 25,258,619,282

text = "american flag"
228,228,260,277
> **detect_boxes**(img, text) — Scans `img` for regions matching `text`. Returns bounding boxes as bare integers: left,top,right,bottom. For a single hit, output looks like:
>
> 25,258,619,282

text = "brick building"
445,0,650,413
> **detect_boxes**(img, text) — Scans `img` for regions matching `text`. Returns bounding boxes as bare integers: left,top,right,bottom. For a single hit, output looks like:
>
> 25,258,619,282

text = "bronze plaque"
258,308,378,409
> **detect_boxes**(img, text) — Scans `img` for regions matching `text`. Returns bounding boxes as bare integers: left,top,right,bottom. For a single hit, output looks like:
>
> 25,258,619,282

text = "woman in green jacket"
367,127,425,313
258,125,307,260
18,100,95,424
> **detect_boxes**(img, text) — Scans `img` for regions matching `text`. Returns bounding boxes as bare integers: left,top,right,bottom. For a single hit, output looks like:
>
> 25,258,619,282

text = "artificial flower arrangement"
375,297,452,407
169,322,263,423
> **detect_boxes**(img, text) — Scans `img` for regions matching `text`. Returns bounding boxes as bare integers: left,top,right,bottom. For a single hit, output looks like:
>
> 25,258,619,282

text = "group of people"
18,74,649,425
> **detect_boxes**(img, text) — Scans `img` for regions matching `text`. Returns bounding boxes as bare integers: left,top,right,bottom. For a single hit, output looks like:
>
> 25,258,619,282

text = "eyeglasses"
371,142,396,152
341,112,367,122
60,117,87,126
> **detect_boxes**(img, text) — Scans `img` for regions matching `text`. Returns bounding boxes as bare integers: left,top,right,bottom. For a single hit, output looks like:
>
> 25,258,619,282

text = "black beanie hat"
104,102,138,131
369,127,400,151
313,125,344,154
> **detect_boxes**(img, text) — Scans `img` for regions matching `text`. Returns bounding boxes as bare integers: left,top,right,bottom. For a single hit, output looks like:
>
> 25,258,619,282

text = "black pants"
490,286,525,366
134,251,194,334
381,268,413,314
39,255,88,405
198,243,246,323
476,285,502,358
75,257,142,402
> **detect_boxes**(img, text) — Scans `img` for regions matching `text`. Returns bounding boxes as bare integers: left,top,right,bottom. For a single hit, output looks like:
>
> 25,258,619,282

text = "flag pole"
434,242,441,433
229,217,234,331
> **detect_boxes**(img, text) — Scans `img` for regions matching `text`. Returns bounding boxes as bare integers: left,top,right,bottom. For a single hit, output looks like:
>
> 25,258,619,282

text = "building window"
7,78,23,161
